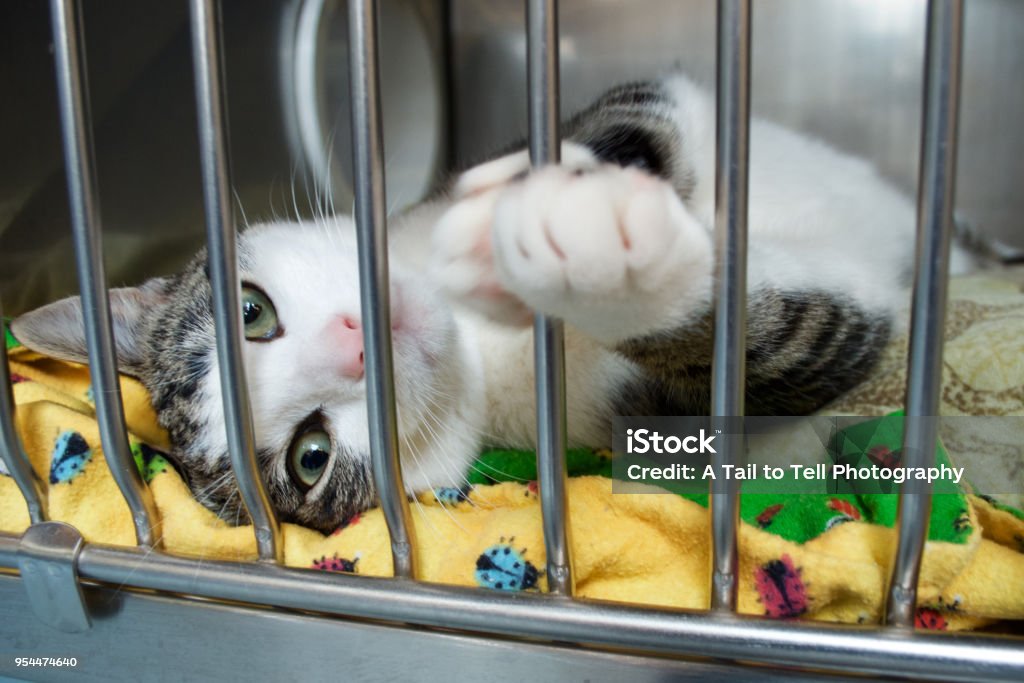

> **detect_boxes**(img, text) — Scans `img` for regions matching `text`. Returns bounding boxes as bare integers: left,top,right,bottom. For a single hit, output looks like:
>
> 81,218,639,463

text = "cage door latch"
17,521,91,632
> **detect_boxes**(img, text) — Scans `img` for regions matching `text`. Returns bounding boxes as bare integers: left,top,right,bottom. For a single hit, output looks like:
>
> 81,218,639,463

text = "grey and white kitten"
13,74,955,533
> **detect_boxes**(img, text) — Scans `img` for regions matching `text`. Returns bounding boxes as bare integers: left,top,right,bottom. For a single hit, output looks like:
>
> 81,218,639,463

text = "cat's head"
12,220,484,533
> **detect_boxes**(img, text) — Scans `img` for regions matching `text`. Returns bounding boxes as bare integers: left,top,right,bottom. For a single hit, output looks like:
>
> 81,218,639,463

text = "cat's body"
13,74,943,532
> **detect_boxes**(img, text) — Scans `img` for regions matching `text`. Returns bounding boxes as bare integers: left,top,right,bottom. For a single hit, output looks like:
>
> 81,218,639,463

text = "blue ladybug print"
434,486,470,504
49,431,93,484
475,537,539,591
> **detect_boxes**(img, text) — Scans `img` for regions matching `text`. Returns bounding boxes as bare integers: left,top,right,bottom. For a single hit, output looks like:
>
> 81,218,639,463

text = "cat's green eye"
287,429,331,492
241,285,280,340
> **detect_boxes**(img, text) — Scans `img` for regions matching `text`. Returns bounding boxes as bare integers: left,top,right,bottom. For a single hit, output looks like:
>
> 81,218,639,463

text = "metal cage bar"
0,301,46,525
188,0,282,563
527,0,574,598
49,0,161,550
709,0,751,612
886,0,965,628
347,0,418,580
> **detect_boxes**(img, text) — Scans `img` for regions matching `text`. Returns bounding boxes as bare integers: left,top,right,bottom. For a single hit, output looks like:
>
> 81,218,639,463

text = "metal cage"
2,0,1023,680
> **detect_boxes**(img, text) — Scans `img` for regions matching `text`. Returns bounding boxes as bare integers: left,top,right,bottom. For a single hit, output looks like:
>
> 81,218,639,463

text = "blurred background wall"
2,0,1021,313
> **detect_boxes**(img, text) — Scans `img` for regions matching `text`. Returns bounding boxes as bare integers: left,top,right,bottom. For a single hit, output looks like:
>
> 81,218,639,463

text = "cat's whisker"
289,163,303,224
266,176,282,224
427,488,470,533
412,402,486,510
232,187,251,231
466,457,531,484
212,486,240,528
322,124,340,221
398,431,468,536
310,153,325,226
191,469,236,505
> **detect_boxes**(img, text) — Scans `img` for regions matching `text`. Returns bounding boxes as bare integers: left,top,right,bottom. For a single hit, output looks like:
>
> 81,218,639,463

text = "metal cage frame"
2,0,1023,680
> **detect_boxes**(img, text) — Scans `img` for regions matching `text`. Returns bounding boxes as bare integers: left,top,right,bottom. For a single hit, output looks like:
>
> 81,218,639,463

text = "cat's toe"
494,165,686,298
490,164,713,341
432,187,533,325
616,169,694,289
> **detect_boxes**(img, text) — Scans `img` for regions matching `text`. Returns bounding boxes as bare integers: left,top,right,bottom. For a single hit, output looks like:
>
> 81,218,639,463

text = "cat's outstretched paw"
434,158,713,342
432,143,597,326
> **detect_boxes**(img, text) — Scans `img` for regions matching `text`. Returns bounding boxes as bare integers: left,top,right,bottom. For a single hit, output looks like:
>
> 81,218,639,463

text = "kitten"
12,74,947,533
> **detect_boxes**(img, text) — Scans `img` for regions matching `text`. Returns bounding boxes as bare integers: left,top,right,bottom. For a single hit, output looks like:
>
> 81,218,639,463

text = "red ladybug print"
914,608,947,631
755,554,808,619
526,480,539,497
311,554,359,573
826,498,861,521
825,498,862,528
866,445,901,472
10,373,29,384
756,504,784,529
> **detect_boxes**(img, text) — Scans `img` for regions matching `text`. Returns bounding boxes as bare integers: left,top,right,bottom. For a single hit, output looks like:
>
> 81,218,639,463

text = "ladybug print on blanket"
434,486,470,504
755,554,808,619
475,537,540,591
130,442,171,483
866,445,901,472
755,503,784,529
312,554,360,574
49,431,93,484
826,498,862,521
825,497,862,531
914,608,948,631
953,508,971,534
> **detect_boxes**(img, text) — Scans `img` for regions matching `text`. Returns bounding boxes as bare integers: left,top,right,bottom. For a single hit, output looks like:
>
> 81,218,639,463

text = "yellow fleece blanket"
3,268,1024,631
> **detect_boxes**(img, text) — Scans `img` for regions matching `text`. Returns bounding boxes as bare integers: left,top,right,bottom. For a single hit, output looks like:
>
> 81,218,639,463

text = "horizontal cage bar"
0,534,1020,682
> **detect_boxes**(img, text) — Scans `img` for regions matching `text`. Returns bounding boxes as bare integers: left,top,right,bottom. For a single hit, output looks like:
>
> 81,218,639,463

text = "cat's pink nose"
326,315,364,380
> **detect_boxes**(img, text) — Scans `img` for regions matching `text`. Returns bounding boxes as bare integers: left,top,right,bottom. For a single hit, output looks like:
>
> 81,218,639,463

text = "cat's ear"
11,278,170,376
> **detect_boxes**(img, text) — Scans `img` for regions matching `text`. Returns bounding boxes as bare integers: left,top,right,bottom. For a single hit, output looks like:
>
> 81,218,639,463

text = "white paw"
431,185,532,325
434,158,713,342
431,142,598,325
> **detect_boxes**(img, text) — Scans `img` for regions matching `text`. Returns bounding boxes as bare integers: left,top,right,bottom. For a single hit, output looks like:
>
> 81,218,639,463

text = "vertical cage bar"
188,0,282,563
49,0,160,549
347,0,418,579
709,0,751,612
527,0,573,598
886,0,964,628
0,301,46,524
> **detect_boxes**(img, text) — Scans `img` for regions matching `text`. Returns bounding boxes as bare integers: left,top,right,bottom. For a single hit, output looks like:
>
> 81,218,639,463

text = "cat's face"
13,220,485,533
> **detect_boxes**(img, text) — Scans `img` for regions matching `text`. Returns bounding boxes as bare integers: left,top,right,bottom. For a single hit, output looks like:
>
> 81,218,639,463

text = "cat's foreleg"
433,158,713,344
433,159,894,416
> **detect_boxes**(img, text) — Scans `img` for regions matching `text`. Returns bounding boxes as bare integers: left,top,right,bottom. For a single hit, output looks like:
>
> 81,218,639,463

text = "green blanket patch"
130,441,172,484
468,447,613,486
4,318,19,351
470,414,1011,546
